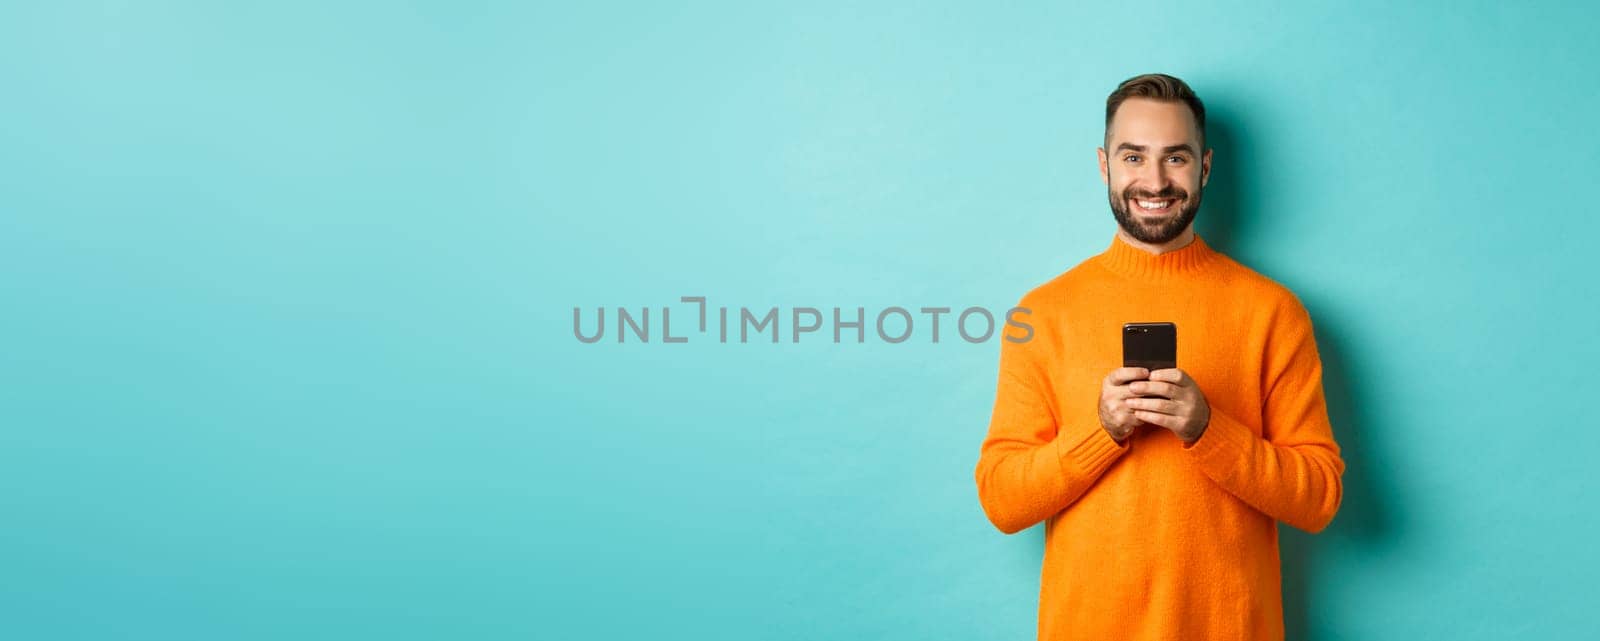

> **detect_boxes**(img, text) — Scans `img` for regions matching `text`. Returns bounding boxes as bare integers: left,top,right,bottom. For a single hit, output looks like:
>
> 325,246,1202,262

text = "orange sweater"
975,233,1344,641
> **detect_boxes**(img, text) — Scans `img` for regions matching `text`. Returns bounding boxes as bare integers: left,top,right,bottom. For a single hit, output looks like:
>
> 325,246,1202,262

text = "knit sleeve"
975,302,1130,535
1182,294,1346,533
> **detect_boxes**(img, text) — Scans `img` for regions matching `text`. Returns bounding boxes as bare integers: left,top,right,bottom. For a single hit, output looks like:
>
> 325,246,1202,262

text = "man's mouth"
1132,198,1178,214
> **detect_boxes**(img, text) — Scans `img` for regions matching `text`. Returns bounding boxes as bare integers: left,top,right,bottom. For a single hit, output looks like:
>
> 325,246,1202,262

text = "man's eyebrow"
1114,143,1197,155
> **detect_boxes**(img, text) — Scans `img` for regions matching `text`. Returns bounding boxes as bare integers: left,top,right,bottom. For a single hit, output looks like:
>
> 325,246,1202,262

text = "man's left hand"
1123,368,1211,445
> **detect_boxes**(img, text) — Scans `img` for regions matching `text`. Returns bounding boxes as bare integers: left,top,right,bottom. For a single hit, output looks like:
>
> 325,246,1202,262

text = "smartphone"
1122,322,1177,372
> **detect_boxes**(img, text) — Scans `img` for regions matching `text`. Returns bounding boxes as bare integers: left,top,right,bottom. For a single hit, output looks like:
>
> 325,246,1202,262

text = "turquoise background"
3,1,1597,639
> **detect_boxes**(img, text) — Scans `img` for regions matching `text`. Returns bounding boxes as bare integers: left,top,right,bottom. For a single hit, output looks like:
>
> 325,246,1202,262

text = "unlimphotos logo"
574,296,1034,344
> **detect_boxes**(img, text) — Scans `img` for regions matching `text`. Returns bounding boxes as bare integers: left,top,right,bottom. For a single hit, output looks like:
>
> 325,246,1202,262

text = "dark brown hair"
1104,73,1206,147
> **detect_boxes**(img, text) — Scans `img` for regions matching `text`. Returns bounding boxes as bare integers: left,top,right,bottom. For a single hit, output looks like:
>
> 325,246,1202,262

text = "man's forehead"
1107,98,1201,147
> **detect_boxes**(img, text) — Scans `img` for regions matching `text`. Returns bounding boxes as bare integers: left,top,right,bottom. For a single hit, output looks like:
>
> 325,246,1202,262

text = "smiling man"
974,74,1345,640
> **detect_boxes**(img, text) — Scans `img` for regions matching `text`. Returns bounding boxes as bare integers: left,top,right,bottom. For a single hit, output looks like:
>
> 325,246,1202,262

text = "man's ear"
1097,147,1110,185
1201,147,1213,188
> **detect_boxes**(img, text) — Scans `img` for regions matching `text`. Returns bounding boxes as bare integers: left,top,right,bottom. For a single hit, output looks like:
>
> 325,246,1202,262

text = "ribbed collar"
1095,232,1222,280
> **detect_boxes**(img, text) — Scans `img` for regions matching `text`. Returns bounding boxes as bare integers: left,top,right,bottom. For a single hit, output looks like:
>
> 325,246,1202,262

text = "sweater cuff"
1182,406,1257,473
1054,422,1130,479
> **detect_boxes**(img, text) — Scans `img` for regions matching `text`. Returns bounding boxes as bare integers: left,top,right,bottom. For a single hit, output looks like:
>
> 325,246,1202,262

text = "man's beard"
1109,184,1202,244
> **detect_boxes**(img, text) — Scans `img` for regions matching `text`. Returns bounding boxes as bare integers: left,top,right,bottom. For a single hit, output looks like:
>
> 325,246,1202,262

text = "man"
974,73,1345,641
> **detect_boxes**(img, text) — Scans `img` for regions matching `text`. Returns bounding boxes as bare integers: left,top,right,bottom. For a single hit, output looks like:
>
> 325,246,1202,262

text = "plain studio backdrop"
3,1,1596,639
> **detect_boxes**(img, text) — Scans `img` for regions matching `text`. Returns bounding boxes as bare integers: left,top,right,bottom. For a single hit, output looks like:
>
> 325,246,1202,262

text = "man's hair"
1104,73,1206,147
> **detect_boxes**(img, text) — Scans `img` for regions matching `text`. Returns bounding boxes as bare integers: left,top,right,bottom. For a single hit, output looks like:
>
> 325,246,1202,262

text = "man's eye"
1123,155,1141,163
1167,156,1187,164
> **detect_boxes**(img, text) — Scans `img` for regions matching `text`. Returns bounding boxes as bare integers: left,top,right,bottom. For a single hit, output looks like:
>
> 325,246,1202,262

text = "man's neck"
1117,227,1196,256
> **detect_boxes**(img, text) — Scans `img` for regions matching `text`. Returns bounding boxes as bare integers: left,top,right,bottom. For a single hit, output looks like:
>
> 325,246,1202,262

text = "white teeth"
1136,199,1172,210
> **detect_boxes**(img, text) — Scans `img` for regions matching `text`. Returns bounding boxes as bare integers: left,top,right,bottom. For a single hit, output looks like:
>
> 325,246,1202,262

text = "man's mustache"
1124,187,1187,200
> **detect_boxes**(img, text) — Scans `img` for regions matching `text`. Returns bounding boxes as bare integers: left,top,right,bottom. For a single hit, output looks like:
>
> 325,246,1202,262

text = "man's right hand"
1099,367,1150,444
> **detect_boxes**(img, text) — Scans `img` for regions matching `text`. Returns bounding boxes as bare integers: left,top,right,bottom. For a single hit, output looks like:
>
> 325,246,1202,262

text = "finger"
1105,387,1140,402
1128,380,1181,399
1125,398,1180,415
1149,368,1192,386
1152,364,1203,385
1132,410,1181,430
1106,367,1151,385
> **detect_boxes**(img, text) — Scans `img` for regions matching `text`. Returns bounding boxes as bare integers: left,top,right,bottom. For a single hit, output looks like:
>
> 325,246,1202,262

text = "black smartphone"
1122,322,1177,371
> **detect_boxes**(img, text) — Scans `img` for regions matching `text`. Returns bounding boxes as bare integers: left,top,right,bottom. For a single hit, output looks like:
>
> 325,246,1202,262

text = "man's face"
1097,98,1212,244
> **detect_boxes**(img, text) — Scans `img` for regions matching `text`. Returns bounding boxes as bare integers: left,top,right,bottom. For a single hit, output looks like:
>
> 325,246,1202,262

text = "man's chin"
1119,219,1188,244
1127,216,1168,233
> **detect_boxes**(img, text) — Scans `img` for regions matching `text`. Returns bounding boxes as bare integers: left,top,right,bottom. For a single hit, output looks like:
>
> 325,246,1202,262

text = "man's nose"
1137,163,1172,192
